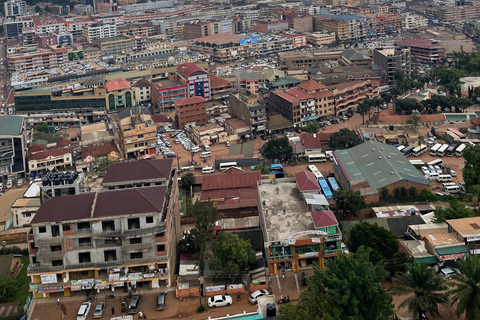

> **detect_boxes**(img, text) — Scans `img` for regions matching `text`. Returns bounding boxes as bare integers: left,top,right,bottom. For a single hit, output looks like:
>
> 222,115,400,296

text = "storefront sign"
71,279,94,285
29,285,38,290
305,252,317,258
205,285,225,292
113,282,125,287
312,238,322,243
38,286,64,293
228,284,243,290
439,253,465,261
70,285,82,291
143,273,155,279
289,230,327,238
109,274,120,282
81,284,93,290
41,274,57,284
128,273,143,281
94,284,110,290
324,235,342,242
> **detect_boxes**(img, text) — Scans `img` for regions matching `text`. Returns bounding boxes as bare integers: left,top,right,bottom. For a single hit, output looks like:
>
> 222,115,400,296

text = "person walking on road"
111,307,115,316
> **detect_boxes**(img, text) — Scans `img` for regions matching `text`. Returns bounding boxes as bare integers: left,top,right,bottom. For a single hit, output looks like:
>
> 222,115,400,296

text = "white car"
435,165,443,174
6,180,12,189
249,289,270,304
421,166,429,175
208,295,232,308
77,302,91,320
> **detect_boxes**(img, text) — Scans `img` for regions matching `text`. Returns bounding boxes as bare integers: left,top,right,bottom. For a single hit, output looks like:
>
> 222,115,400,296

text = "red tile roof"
81,142,118,160
209,73,232,89
56,139,71,148
396,39,444,48
105,78,131,92
200,187,258,209
298,80,326,91
102,159,173,185
274,88,314,103
176,63,207,77
311,90,334,98
27,148,72,161
29,144,45,153
174,96,206,107
201,169,261,191
294,171,320,191
300,134,322,149
225,118,249,130
151,115,170,124
311,210,338,228
194,33,242,45
7,90,15,104
471,117,480,126
32,193,95,224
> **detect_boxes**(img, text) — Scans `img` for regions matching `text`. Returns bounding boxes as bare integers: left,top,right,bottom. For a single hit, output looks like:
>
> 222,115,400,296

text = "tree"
356,100,371,125
449,96,473,113
303,122,319,134
280,248,394,320
406,113,422,130
253,163,270,174
180,172,195,196
189,201,218,274
463,144,480,188
328,129,362,150
448,255,480,320
35,123,48,132
347,222,398,265
35,5,42,12
93,156,117,172
332,189,367,218
408,186,417,196
178,231,197,254
0,278,17,303
469,184,480,211
395,98,419,115
263,137,293,162
433,199,476,223
44,5,51,11
208,232,256,283
390,263,449,320
422,95,452,113
438,68,467,95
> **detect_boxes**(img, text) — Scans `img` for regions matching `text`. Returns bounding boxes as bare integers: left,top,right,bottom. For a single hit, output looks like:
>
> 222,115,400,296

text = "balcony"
74,228,92,235
324,248,340,255
35,237,63,246
28,263,64,274
270,254,294,261
36,250,64,260
123,225,165,237
95,240,122,248
123,256,168,265
122,243,153,253
65,261,120,270
93,230,123,238
72,242,94,249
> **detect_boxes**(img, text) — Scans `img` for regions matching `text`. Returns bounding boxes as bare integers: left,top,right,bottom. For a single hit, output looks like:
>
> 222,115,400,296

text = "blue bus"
318,179,333,199
269,164,285,178
327,177,340,192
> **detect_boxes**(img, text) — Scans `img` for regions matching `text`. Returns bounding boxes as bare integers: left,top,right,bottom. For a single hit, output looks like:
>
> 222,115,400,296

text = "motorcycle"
302,272,307,286
105,294,115,299
237,292,241,301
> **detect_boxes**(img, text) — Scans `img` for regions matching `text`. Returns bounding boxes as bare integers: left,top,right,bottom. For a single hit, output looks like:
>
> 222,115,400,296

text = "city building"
52,5,70,16
174,96,207,129
27,180,179,297
81,143,119,163
236,71,262,94
268,88,316,129
286,13,313,32
252,19,289,33
151,79,188,111
92,35,132,56
28,148,73,172
39,170,85,202
357,124,421,147
118,110,157,160
278,50,343,70
326,80,380,115
333,141,430,203
7,46,68,72
305,31,336,45
395,39,446,64
0,116,26,177
33,17,67,35
373,46,412,84
229,91,267,133
105,78,134,110
82,23,117,43
12,196,41,229
224,118,250,140
134,79,152,104
4,16,34,40
176,63,211,101
190,125,228,146
297,80,335,120
4,0,26,17
425,5,480,24
313,14,373,41
281,33,307,49
209,74,232,100
403,13,428,30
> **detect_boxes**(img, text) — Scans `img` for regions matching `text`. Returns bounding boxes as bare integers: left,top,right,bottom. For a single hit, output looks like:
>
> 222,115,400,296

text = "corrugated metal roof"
436,245,469,256
0,116,23,136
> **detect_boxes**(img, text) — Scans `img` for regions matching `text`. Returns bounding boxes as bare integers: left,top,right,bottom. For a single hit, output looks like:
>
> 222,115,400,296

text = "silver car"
93,301,105,319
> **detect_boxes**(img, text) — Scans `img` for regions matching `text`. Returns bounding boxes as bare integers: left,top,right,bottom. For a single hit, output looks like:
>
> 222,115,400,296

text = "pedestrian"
143,313,147,319
111,307,115,316
57,299,60,306
287,296,290,303
138,311,143,319
283,208,286,213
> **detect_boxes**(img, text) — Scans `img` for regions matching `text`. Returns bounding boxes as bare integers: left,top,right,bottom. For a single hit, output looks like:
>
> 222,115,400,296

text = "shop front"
435,245,469,266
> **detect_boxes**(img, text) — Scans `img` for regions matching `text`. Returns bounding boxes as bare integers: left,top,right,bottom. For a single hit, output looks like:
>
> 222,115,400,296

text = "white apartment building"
4,0,27,17
82,23,117,43
403,13,428,30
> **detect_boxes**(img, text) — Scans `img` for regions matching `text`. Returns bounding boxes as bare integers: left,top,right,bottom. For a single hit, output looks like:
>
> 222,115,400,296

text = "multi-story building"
7,46,68,72
105,78,134,110
425,5,480,24
27,161,179,297
0,116,26,177
184,21,212,39
313,14,374,41
92,35,133,56
282,32,307,48
118,111,157,159
326,80,380,115
52,5,70,16
28,147,73,172
4,0,26,17
229,92,267,133
403,13,428,30
372,13,402,36
117,23,150,37
97,2,118,14
278,50,343,70
73,4,94,13
4,17,34,40
252,19,289,33
396,39,446,65
305,31,336,45
269,88,316,129
121,0,175,13
373,46,411,84
286,13,313,32
151,80,188,111
209,74,232,100
66,20,94,38
33,17,67,35
298,80,335,120
236,71,262,94
134,79,152,104
176,63,211,100
174,96,207,129
82,23,117,43
118,0,136,4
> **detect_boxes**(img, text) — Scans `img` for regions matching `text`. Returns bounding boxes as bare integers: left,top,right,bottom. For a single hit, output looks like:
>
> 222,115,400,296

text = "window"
78,252,91,263
79,237,92,246
62,224,70,231
102,220,115,231
128,218,140,230
77,222,90,230
39,226,46,233
52,260,63,267
130,237,142,244
295,244,321,255
104,250,117,262
146,216,153,224
156,232,165,238
130,252,143,259
157,244,165,252
51,245,62,252
51,225,60,237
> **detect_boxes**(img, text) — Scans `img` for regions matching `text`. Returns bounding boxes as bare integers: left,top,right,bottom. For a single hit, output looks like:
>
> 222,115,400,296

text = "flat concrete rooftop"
258,179,313,242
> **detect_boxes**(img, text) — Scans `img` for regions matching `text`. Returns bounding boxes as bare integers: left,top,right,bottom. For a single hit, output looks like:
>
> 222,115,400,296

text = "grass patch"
11,256,30,311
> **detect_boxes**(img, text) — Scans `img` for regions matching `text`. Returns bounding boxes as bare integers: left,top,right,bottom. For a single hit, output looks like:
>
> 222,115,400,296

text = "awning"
435,245,469,261
414,256,438,265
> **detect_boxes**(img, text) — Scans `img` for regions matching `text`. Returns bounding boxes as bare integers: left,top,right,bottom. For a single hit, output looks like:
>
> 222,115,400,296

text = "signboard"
205,285,226,292
312,238,322,243
94,284,110,290
240,36,257,45
70,285,82,291
38,286,64,293
324,235,343,242
41,274,57,284
128,273,143,281
114,282,125,287
305,252,317,258
29,285,38,290
143,273,155,279
438,253,465,261
289,230,327,238
231,50,237,56
228,284,243,290
301,116,318,122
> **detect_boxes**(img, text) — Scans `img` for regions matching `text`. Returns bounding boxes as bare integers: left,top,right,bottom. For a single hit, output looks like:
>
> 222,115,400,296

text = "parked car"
208,295,232,308
440,267,459,280
128,295,141,314
93,302,105,319
449,169,457,177
17,179,23,187
249,289,270,304
156,292,167,311
77,302,91,320
421,166,429,175
6,180,12,189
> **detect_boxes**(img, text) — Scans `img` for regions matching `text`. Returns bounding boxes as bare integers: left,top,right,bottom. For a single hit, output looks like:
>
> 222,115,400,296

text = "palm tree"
356,100,370,125
469,185,480,211
390,263,449,320
448,255,480,320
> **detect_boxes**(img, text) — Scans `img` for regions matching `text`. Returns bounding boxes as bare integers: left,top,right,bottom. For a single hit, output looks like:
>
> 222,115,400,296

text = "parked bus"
410,160,425,166
219,162,238,171
308,153,327,163
401,145,415,156
436,144,449,157
427,159,443,166
327,177,340,192
412,144,427,157
269,164,285,178
455,143,466,157
444,184,461,194
447,128,466,139
430,143,442,156
307,165,324,180
318,179,333,199
445,144,458,157
397,145,405,152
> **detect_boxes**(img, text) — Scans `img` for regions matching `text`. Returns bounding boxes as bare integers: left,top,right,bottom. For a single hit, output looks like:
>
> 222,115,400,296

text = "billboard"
240,36,257,45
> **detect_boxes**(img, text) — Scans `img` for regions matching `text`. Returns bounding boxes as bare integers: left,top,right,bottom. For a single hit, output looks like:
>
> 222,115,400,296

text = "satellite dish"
63,278,68,283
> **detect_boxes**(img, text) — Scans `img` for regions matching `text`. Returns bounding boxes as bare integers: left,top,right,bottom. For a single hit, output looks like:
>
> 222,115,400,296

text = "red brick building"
174,96,207,129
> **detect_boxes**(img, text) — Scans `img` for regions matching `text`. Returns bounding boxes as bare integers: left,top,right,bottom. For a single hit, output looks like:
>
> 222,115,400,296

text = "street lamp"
177,156,181,173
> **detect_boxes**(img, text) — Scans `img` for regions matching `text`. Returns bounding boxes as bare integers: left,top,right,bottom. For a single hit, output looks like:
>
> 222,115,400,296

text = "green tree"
347,222,398,265
208,232,256,283
422,95,452,113
35,123,48,132
189,201,218,274
332,189,367,218
35,5,42,12
44,5,51,11
253,163,270,174
469,184,480,211
328,129,362,150
448,255,480,320
463,144,480,188
356,100,371,125
408,186,417,196
178,231,197,254
390,263,449,320
303,122,319,134
0,278,18,303
280,248,393,320
438,68,467,95
180,172,195,197
263,137,293,162
433,199,476,223
93,156,117,172
449,96,473,113
395,98,419,115
406,113,422,130
381,187,390,200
